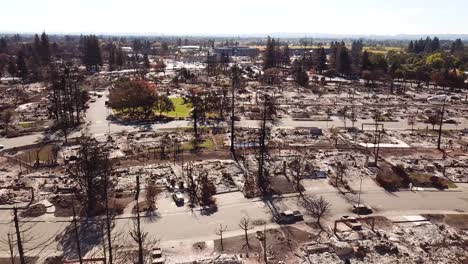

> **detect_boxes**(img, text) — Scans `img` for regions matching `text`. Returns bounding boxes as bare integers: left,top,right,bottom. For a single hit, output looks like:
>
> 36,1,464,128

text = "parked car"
276,210,304,224
341,215,362,230
352,204,373,215
172,193,184,206
152,247,165,264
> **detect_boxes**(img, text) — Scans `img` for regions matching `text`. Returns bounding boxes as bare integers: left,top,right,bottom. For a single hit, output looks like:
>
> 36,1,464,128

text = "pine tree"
361,50,371,71
143,54,150,69
282,44,290,67
0,37,7,53
350,40,363,76
7,60,17,79
16,50,28,80
408,41,414,52
312,47,327,74
432,37,440,51
33,34,41,56
329,41,338,70
336,45,351,76
109,45,116,71
82,35,102,71
116,47,125,70
424,37,432,53
263,36,276,69
40,31,51,64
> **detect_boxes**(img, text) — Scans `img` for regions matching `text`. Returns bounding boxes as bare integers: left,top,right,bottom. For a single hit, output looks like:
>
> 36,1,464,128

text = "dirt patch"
372,216,394,230
214,226,315,263
269,176,297,194
214,232,263,258
424,214,468,230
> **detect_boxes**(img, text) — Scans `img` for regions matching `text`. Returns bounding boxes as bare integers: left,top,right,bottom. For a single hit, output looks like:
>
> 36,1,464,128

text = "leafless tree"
239,217,252,249
408,114,416,131
301,196,331,228
335,161,347,187
329,127,340,146
256,93,277,194
1,109,14,136
215,224,228,251
0,208,61,264
185,162,198,208
230,65,241,153
145,179,160,211
130,175,146,264
289,155,309,195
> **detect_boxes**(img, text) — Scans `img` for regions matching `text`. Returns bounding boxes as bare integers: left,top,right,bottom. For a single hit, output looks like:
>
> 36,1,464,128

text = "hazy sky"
1,0,467,35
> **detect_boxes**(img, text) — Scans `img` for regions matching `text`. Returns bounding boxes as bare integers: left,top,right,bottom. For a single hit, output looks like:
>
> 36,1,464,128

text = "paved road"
1,87,467,150
1,182,467,255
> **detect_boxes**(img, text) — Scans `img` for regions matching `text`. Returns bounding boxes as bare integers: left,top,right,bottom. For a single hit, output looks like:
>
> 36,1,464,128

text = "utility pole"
72,203,83,264
13,207,26,264
135,175,144,264
230,65,239,154
357,176,363,216
437,98,446,150
104,165,113,264
263,226,268,264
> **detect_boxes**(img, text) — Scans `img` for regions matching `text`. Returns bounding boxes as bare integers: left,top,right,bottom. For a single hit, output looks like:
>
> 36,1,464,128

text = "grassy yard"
180,138,215,151
18,122,36,128
155,97,191,118
364,46,403,54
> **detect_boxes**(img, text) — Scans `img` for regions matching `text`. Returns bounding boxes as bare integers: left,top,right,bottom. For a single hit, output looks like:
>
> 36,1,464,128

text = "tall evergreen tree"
16,50,28,80
313,47,327,74
408,41,414,52
350,40,363,76
108,45,116,71
82,35,102,71
0,37,7,53
7,60,17,79
40,31,51,64
336,45,351,76
361,50,372,71
143,54,150,69
263,36,276,69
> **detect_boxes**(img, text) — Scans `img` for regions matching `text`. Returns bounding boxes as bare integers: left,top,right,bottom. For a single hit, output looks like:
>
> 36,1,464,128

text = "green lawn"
18,122,35,129
364,46,403,54
200,138,215,149
180,138,215,151
155,97,191,118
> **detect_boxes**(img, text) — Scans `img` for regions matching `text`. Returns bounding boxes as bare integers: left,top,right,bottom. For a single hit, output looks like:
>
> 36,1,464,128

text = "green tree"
82,35,102,71
154,94,175,117
108,78,158,118
336,45,351,76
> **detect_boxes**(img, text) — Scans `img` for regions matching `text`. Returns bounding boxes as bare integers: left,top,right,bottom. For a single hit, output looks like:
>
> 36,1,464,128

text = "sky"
1,0,468,35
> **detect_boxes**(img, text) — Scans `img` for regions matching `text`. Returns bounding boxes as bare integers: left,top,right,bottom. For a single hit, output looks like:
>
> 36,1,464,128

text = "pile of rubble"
300,220,468,264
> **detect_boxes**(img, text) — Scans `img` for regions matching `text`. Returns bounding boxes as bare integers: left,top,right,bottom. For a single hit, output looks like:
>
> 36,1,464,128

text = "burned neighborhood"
1,1,468,263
